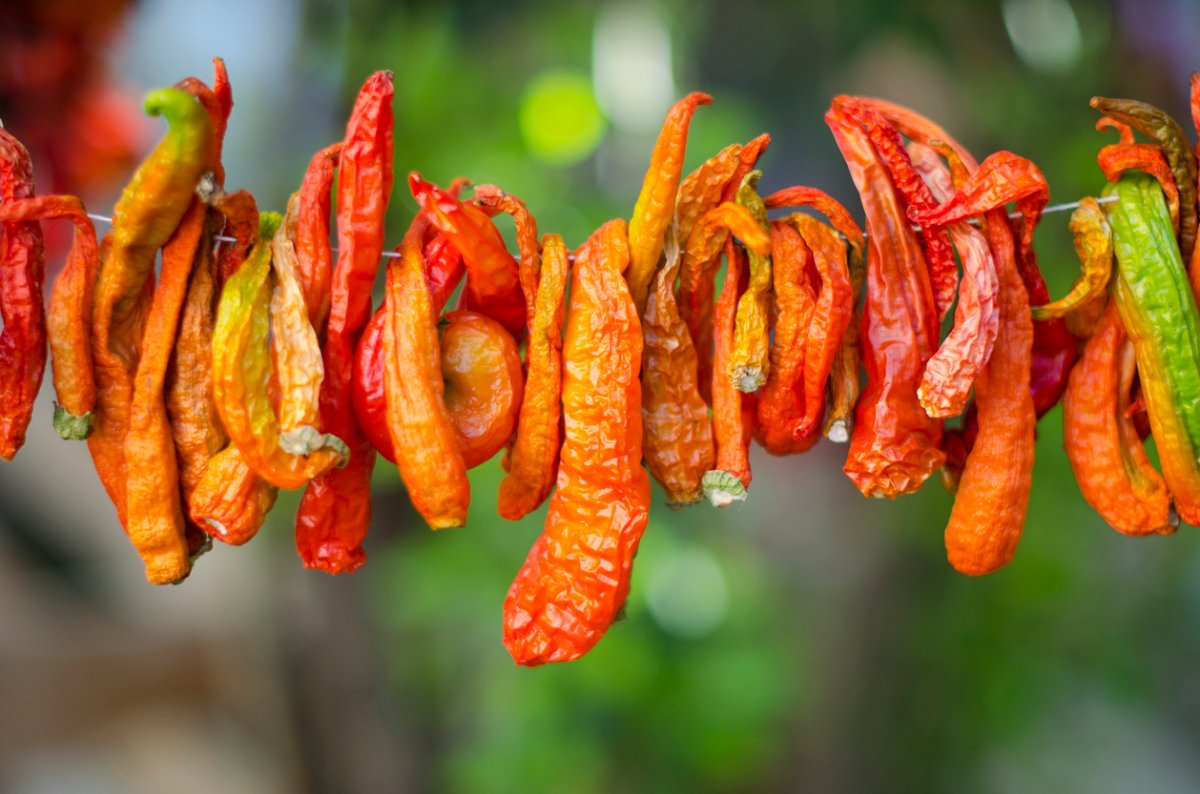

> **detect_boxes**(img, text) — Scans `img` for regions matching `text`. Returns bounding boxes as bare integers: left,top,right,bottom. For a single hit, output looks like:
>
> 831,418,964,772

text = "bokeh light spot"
646,545,730,638
1002,0,1083,73
518,71,605,166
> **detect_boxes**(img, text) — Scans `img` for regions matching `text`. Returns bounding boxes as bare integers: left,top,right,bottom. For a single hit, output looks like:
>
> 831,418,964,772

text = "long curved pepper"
1031,198,1113,323
625,91,712,313
504,219,649,665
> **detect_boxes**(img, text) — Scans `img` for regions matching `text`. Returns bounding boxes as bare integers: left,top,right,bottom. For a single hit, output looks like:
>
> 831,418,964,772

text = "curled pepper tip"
702,470,748,508
52,404,93,441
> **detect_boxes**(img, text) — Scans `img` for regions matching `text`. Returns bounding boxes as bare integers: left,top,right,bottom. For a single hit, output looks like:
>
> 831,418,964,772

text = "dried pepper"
409,173,524,337
827,105,943,497
1031,198,1112,325
0,195,97,440
1097,143,1181,235
295,142,341,330
625,92,712,313
503,219,650,665
1064,301,1173,536
296,70,393,574
384,229,470,529
763,186,865,441
498,233,569,521
88,86,212,582
1091,95,1198,264
905,141,999,419
727,171,774,392
0,126,46,460
1105,172,1200,525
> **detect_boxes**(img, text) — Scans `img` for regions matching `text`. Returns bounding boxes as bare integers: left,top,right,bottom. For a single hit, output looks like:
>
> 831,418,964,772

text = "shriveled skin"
625,92,712,312
189,445,278,545
755,221,817,455
499,234,569,520
827,106,943,498
763,186,865,442
906,141,999,419
728,171,774,392
1064,302,1173,536
473,184,540,326
89,87,212,526
1031,199,1113,325
440,310,524,469
504,219,650,666
294,142,341,330
384,234,470,530
833,96,958,321
944,204,1035,575
211,216,346,490
122,200,206,584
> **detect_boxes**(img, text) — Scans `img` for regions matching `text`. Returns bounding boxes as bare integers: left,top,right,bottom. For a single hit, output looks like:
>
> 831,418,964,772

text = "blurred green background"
4,0,1200,792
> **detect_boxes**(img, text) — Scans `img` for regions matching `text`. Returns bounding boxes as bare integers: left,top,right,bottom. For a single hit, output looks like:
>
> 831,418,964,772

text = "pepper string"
8,64,1200,668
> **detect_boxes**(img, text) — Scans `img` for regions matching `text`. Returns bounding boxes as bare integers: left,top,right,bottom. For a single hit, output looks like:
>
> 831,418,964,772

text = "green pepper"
1107,172,1200,524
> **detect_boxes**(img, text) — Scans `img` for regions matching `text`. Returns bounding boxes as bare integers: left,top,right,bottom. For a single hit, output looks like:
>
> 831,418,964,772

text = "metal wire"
84,194,1120,255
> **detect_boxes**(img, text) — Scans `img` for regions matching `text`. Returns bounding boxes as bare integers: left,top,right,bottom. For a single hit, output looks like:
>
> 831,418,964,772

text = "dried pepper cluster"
4,60,1200,664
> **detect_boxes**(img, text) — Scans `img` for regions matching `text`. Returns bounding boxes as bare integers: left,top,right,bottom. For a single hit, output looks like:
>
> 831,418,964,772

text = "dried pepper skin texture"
763,186,865,442
1097,144,1180,235
1031,198,1113,323
626,92,713,313
0,127,46,460
832,96,958,321
297,70,393,574
943,196,1035,576
1091,95,1198,264
472,184,540,326
755,220,818,455
188,445,278,545
0,195,97,440
1064,302,1173,536
682,134,771,401
351,307,395,462
211,214,346,490
440,310,524,469
122,199,207,585
409,172,525,337
384,236,470,530
295,142,341,330
704,239,754,507
503,219,650,666
905,141,999,419
728,171,774,392
89,87,213,528
1106,173,1200,525
827,107,943,498
499,233,569,521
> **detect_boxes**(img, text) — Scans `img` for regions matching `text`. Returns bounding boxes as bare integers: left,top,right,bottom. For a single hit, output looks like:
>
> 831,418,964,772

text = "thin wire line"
84,194,1120,256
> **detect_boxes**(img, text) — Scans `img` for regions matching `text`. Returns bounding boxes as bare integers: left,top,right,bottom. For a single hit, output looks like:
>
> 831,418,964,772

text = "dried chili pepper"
211,213,346,490
1091,95,1198,263
1031,198,1113,324
643,201,767,504
904,141,999,419
0,195,97,440
294,142,341,330
1106,172,1200,526
679,134,771,401
439,309,524,468
943,189,1036,576
88,87,212,556
503,218,650,665
827,105,943,497
754,219,818,455
296,70,393,574
703,238,754,506
187,445,279,545
0,126,46,460
625,92,712,313
498,233,568,520
1064,301,1173,536
763,186,865,441
383,230,470,529
1097,143,1180,234
832,96,958,321
122,198,207,585
728,171,774,392
409,172,524,337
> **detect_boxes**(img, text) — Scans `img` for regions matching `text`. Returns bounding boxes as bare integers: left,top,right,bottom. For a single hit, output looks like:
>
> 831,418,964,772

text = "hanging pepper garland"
4,59,1200,664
